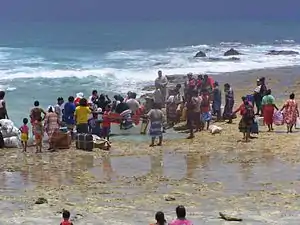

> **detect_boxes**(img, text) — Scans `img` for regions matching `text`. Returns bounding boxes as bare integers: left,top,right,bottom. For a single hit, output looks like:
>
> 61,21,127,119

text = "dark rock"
229,57,241,61
35,197,48,204
224,48,242,56
219,212,243,221
194,51,206,58
142,85,155,92
153,61,169,66
207,57,240,62
267,50,299,55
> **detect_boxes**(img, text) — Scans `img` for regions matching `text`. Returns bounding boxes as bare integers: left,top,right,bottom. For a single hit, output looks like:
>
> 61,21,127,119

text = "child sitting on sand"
60,210,73,225
34,117,43,153
20,118,29,152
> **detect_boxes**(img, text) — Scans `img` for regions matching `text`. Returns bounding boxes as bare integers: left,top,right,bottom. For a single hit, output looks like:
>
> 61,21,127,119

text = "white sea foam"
0,43,300,84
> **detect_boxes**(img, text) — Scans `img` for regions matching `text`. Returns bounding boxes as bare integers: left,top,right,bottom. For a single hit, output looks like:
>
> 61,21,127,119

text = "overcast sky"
0,0,299,22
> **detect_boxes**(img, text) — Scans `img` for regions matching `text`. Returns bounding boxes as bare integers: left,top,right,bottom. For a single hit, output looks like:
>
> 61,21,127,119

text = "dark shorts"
76,123,88,134
187,111,200,128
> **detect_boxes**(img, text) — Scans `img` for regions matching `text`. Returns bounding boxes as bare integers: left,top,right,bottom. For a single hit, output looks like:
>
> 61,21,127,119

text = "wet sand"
2,66,300,224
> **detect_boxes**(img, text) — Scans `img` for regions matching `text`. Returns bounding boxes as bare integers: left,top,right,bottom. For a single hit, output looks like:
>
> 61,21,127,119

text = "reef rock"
194,51,206,58
267,50,299,55
224,48,242,56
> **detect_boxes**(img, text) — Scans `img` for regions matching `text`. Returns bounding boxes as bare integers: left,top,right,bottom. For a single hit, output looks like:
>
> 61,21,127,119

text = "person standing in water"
30,101,46,136
0,91,9,119
169,205,193,225
147,103,165,147
155,70,168,102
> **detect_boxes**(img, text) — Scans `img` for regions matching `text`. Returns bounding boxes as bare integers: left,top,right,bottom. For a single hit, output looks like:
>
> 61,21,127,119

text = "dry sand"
1,66,300,224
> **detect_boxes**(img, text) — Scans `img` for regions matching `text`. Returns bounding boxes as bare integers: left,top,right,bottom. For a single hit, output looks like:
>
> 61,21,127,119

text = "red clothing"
201,94,210,113
263,105,274,125
102,111,111,128
235,102,253,115
188,78,196,88
60,220,73,225
74,97,81,105
197,79,202,87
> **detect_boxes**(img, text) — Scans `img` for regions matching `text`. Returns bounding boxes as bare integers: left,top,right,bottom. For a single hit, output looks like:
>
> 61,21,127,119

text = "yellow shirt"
75,106,91,124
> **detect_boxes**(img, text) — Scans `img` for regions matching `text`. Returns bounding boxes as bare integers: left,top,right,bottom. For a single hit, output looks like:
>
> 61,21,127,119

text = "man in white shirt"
126,92,140,114
153,87,164,109
154,70,168,101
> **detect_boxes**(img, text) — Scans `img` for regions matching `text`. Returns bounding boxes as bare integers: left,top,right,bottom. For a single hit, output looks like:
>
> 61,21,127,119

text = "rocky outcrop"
194,51,206,58
267,50,299,55
224,48,242,56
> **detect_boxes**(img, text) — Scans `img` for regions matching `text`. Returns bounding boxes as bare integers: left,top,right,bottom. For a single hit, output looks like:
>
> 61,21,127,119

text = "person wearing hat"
54,97,64,124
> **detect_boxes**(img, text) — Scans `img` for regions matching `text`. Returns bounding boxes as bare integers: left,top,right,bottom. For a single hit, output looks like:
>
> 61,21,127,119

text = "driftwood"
219,212,243,221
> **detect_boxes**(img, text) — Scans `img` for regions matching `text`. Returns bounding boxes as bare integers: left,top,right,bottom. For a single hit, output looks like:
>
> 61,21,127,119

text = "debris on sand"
35,197,48,204
219,212,243,221
164,195,176,201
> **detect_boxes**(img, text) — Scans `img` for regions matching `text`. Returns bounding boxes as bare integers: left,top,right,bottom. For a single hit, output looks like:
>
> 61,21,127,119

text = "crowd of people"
152,71,300,143
0,70,299,151
16,90,143,152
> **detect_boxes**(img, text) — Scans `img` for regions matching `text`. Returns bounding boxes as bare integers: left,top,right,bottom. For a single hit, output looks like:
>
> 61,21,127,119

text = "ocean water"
1,21,300,124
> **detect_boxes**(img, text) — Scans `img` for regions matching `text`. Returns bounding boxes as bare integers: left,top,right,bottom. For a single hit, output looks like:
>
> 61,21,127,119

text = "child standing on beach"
34,117,44,153
60,210,73,225
101,105,111,142
20,118,29,152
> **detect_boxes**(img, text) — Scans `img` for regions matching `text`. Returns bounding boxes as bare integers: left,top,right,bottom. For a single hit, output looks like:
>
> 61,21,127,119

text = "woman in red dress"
280,93,299,133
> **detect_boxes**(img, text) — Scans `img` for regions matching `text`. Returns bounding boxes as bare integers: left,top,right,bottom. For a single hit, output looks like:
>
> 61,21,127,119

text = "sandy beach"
1,66,300,224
